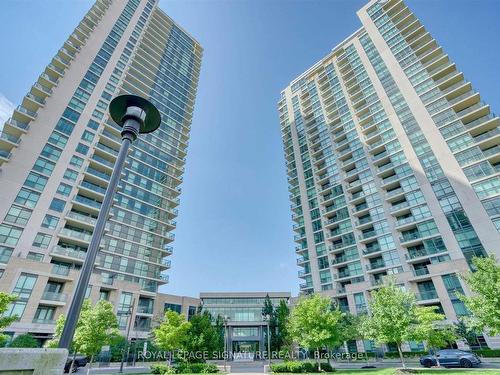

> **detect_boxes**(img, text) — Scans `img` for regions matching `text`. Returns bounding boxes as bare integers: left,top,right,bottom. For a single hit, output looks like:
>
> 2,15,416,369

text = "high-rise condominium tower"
279,0,500,349
0,0,202,342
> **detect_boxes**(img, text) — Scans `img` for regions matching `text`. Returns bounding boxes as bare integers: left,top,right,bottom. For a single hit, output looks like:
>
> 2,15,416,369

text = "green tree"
410,306,456,367
185,311,221,362
275,300,291,351
0,292,18,343
262,294,278,353
287,294,343,370
362,281,416,369
339,312,363,344
454,318,481,349
459,255,500,335
154,310,191,364
109,334,128,362
73,300,119,370
9,333,38,348
45,313,69,349
45,300,118,372
214,315,225,353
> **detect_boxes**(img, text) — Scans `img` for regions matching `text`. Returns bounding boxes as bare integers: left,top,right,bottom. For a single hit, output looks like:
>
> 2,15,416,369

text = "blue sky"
0,0,499,297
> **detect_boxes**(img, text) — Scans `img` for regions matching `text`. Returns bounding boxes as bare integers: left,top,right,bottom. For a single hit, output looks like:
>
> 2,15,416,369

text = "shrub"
383,351,427,359
473,349,500,357
151,364,169,374
319,362,333,372
9,334,38,348
175,363,219,374
270,361,335,373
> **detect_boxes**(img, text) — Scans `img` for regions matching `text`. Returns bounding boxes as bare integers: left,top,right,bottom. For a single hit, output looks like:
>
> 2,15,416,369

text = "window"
24,172,48,191
56,183,72,197
164,303,182,314
0,246,13,263
62,107,81,123
40,144,62,161
14,188,40,208
33,157,55,176
85,285,92,299
33,232,52,248
42,215,59,230
48,131,68,148
55,118,75,135
27,252,44,262
6,273,38,318
99,290,109,301
188,306,196,320
63,169,78,181
49,198,65,213
87,119,100,130
0,224,23,246
4,205,32,225
75,143,89,155
81,130,95,143
34,306,55,322
70,156,84,168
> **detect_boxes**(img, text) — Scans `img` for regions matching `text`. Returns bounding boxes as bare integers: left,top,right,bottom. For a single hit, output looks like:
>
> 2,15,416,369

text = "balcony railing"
41,291,67,302
416,290,438,300
52,264,71,276
32,318,56,324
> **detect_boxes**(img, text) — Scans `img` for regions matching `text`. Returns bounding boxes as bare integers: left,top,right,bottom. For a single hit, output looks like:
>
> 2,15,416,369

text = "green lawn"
275,370,500,375
101,370,500,375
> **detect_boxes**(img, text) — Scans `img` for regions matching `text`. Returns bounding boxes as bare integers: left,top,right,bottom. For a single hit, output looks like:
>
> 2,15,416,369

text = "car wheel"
423,359,433,368
460,359,473,368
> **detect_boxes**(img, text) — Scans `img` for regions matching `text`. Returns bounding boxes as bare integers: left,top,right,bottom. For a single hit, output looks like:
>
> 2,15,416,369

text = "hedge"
270,361,334,373
151,363,219,374
473,349,500,357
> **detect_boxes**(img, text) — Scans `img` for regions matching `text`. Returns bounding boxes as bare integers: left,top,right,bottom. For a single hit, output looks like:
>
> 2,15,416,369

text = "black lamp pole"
59,95,161,349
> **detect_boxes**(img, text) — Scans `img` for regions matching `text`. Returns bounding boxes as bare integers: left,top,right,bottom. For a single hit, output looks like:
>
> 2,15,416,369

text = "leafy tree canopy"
287,294,343,351
154,310,191,353
460,255,500,335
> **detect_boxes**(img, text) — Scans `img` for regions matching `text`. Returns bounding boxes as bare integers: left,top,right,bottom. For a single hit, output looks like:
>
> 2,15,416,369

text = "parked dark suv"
420,349,481,368
64,356,88,373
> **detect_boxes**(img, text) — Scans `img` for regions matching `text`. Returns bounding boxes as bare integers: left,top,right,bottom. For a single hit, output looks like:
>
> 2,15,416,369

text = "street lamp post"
263,314,271,367
223,315,230,371
119,298,136,373
58,95,161,349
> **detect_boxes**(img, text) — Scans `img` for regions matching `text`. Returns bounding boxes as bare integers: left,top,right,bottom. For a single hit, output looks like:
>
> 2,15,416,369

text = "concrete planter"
0,348,68,375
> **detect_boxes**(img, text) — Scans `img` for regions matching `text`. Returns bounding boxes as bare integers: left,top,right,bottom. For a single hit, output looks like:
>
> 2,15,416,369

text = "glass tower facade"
279,0,499,349
0,0,202,342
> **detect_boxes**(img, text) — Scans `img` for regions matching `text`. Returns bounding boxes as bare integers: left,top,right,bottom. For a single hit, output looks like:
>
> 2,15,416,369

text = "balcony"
0,150,11,162
32,318,56,324
296,257,308,265
51,245,88,261
366,261,386,271
41,291,67,302
59,228,92,244
413,267,430,277
0,132,21,146
66,211,97,227
416,290,438,301
4,118,29,133
52,264,71,276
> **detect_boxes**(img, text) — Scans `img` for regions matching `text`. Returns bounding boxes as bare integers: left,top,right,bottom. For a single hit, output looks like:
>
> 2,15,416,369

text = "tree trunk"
316,348,321,371
397,343,406,369
86,354,94,375
326,346,331,366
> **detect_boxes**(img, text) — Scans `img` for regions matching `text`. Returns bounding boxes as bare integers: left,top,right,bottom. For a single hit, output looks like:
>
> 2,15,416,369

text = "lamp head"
109,94,161,134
